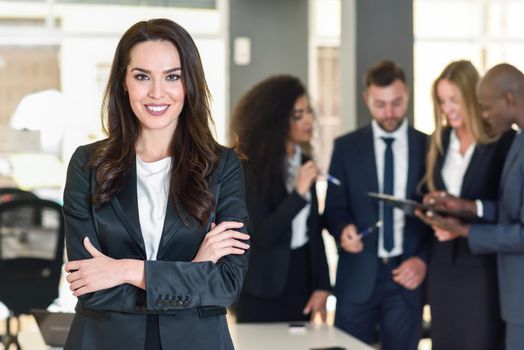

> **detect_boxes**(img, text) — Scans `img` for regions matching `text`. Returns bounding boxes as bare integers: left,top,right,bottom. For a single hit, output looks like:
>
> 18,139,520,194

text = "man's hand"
392,256,427,290
340,224,363,253
415,209,470,238
423,191,477,216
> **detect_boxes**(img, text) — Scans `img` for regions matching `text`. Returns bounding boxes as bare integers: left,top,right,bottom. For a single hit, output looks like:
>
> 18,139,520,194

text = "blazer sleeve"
480,199,497,222
324,138,354,240
470,191,524,254
469,222,524,254
63,145,140,313
247,187,309,248
144,149,250,309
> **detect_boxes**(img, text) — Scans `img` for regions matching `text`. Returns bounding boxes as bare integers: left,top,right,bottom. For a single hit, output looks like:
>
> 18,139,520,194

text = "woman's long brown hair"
423,60,496,192
88,18,220,227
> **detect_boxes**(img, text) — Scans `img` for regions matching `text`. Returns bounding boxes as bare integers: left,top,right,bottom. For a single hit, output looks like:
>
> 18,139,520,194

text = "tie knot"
381,136,395,147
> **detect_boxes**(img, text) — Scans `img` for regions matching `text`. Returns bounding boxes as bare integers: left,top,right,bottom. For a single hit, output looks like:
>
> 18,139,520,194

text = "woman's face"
436,79,466,130
288,95,314,145
124,40,185,135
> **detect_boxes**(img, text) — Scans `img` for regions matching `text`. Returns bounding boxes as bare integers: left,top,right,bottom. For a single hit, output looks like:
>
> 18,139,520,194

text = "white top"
441,129,475,197
136,156,172,260
285,145,311,249
372,119,408,258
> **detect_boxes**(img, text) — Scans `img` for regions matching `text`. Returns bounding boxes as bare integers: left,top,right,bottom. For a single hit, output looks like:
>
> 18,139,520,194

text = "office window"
414,0,524,134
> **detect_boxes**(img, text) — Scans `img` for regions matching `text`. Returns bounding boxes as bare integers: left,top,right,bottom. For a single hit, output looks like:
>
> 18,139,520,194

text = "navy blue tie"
381,136,395,252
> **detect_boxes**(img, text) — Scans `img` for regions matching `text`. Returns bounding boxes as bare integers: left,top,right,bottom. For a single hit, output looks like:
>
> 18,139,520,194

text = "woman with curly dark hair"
232,75,331,323
62,18,249,350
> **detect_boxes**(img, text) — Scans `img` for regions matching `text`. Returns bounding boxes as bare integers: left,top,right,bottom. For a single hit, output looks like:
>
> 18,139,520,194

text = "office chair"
0,198,65,349
0,188,38,203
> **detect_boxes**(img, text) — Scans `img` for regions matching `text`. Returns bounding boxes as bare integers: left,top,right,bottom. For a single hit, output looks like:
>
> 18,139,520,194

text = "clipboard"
368,192,477,220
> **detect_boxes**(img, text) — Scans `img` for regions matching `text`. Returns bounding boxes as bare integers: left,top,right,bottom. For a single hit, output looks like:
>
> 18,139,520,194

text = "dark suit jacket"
428,128,513,349
430,128,515,266
63,142,249,350
241,155,331,299
469,131,524,325
324,123,431,305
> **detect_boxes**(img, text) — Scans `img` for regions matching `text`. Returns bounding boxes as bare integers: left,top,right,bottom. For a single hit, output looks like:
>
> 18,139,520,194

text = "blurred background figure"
422,60,514,350
231,75,331,323
10,89,67,158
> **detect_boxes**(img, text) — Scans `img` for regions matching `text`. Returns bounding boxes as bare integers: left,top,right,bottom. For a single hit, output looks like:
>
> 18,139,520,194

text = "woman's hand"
433,226,461,241
295,160,319,197
192,221,250,264
65,237,145,297
303,290,330,323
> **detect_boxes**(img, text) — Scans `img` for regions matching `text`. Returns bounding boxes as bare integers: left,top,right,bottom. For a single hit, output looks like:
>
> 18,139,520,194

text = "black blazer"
63,142,249,350
241,155,331,299
324,124,431,305
430,127,515,265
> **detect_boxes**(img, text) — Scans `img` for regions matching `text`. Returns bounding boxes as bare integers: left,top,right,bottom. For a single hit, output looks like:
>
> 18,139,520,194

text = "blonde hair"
424,60,496,191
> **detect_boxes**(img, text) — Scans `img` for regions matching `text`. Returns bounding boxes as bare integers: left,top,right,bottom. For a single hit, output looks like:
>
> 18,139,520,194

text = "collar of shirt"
448,128,475,157
288,144,302,167
371,118,408,142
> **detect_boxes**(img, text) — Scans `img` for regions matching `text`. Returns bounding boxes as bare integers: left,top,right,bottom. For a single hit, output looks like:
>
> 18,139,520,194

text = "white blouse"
136,156,172,260
441,130,475,197
285,145,310,249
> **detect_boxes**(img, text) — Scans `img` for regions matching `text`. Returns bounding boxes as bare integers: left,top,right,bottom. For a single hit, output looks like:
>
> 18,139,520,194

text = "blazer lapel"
405,127,420,198
359,126,379,214
111,161,146,253
158,197,184,250
500,132,523,189
461,144,486,197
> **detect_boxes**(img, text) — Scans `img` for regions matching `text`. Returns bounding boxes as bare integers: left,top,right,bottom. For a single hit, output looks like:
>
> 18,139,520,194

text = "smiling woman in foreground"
62,18,249,350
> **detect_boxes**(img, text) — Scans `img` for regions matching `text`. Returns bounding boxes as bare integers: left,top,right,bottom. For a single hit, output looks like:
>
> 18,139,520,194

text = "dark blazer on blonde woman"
236,155,331,323
63,142,249,350
428,127,515,350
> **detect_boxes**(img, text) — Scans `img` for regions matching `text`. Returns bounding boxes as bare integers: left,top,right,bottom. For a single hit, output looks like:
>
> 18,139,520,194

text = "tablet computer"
32,309,74,347
368,192,477,220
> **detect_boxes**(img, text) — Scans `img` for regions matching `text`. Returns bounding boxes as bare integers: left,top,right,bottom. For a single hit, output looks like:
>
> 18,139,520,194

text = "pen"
359,220,383,238
325,174,341,186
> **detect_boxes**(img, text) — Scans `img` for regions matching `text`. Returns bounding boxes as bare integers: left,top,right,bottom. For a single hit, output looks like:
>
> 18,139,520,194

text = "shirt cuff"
475,199,484,218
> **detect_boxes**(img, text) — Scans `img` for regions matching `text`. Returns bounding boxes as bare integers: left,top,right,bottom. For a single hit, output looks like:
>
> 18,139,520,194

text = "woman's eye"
134,74,149,81
166,74,180,81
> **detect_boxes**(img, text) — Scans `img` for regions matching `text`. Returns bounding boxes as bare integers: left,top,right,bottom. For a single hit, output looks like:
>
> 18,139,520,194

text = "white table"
19,322,373,350
230,323,373,350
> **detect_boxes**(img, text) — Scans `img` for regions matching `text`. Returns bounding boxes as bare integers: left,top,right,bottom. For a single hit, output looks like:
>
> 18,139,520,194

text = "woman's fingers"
206,221,244,236
83,237,103,258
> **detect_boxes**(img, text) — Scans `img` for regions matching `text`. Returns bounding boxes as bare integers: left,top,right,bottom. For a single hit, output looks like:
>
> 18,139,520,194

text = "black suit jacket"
240,155,331,299
430,127,515,266
324,124,431,305
63,142,249,350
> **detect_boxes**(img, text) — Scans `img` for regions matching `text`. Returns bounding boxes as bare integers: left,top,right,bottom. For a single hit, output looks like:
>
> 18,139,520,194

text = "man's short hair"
364,60,406,88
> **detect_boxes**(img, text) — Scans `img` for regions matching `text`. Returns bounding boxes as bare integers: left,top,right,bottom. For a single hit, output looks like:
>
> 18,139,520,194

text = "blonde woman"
423,60,514,350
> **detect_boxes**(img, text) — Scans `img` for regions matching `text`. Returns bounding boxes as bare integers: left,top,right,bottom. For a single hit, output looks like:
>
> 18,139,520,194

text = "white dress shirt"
285,145,311,249
441,130,475,197
372,119,408,258
136,156,172,260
